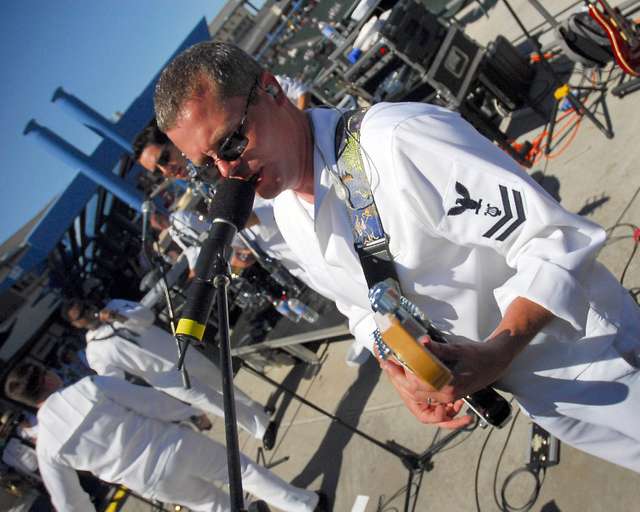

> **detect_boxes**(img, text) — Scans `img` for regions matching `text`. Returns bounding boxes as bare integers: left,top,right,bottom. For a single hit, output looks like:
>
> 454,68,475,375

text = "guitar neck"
594,0,637,43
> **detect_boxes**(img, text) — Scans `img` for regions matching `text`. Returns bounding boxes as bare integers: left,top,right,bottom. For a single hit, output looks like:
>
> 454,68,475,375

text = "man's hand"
377,296,553,428
191,414,212,431
98,309,127,323
379,335,516,429
380,353,473,429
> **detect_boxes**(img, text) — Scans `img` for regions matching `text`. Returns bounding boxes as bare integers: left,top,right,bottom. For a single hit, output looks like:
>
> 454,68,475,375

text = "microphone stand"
176,250,248,512
172,173,269,511
215,260,246,512
153,239,191,389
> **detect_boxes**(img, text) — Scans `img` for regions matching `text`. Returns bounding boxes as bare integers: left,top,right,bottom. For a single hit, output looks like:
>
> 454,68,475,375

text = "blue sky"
0,1,229,244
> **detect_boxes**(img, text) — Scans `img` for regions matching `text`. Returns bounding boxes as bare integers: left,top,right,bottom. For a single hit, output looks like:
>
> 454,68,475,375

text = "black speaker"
426,25,484,107
479,35,535,111
380,0,446,66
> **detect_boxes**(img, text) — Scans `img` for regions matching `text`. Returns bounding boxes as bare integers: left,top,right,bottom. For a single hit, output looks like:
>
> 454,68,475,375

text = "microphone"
176,176,257,343
141,199,154,246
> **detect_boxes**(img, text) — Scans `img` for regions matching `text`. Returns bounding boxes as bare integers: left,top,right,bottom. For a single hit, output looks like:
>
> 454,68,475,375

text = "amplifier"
426,25,484,108
380,0,446,66
479,35,535,112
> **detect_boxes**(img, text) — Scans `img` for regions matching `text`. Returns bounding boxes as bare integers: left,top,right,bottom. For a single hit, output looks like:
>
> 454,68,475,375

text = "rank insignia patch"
445,180,526,242
482,185,526,241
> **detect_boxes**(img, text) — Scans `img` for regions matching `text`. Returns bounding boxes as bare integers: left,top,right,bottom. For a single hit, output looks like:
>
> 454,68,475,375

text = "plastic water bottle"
272,296,301,323
318,20,347,47
287,298,320,324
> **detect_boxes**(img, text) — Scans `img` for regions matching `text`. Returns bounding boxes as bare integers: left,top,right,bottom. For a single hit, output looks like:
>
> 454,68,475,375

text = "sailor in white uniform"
4,362,320,512
154,41,640,472
63,297,276,447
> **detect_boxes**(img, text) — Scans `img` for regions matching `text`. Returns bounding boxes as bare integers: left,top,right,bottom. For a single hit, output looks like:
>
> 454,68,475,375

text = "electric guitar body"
369,281,512,429
587,0,640,76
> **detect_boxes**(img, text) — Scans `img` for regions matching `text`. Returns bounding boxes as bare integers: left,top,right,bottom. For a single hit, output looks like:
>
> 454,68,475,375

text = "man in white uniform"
158,197,308,284
3,362,322,512
133,119,191,180
62,297,278,449
153,41,640,472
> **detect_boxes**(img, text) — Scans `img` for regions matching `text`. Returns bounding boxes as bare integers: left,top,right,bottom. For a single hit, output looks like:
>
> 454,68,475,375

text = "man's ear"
265,84,278,97
259,71,285,104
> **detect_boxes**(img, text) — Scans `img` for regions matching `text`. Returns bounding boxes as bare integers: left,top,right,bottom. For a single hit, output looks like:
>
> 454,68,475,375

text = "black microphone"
141,199,154,246
176,177,256,342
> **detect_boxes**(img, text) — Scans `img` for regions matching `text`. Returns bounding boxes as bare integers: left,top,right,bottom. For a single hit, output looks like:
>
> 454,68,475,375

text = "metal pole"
216,273,246,511
51,86,133,152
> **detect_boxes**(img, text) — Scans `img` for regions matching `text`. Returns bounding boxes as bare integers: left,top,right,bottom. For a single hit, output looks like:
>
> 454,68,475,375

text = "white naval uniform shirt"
249,198,308,283
36,376,199,512
84,299,183,378
273,104,634,403
84,299,220,414
84,299,269,438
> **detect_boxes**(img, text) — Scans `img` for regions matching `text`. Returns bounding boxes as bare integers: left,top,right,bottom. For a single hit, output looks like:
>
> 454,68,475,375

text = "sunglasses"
156,145,172,170
214,80,258,163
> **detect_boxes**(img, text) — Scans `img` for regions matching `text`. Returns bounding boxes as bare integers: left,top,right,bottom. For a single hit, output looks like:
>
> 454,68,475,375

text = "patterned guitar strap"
334,108,398,360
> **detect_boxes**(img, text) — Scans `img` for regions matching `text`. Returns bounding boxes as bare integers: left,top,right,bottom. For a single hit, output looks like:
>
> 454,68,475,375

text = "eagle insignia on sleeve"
447,182,482,215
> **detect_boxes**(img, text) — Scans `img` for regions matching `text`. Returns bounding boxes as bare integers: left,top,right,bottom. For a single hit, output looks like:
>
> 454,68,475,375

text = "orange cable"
546,116,583,160
531,111,580,164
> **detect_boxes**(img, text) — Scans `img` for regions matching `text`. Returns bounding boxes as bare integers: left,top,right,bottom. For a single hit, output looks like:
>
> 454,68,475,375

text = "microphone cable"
139,197,188,386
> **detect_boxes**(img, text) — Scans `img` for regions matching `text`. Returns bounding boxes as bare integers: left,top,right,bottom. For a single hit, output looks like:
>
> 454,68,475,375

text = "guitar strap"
332,120,513,425
333,108,398,357
334,108,400,289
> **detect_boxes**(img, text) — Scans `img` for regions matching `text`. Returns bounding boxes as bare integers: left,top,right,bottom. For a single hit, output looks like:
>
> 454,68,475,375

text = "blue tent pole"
51,87,133,153
24,119,142,211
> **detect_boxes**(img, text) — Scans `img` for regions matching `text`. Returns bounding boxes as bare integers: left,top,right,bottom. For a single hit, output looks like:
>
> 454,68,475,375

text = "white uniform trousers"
172,368,270,440
149,428,318,512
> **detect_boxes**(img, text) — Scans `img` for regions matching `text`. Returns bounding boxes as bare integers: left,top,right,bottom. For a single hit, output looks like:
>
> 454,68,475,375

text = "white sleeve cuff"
494,255,589,331
347,313,378,365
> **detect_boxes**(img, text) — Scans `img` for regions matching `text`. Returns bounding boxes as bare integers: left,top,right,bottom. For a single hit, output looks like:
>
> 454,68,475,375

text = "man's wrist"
486,296,554,363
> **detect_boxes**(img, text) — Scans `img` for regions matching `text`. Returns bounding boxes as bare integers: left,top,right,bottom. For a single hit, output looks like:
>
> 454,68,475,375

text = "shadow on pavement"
289,357,382,509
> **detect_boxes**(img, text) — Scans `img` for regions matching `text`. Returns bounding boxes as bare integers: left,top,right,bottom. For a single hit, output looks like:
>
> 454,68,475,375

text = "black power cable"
474,403,546,512
604,222,640,300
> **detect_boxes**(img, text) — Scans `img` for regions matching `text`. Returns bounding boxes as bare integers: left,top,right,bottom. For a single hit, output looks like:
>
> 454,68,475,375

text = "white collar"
308,108,343,223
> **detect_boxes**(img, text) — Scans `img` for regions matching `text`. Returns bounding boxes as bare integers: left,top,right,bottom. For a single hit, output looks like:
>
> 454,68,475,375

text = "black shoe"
313,491,329,512
247,500,270,512
262,421,278,451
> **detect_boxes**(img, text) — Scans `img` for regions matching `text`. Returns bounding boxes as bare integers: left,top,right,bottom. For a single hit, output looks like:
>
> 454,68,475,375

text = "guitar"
369,280,512,429
586,0,640,76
